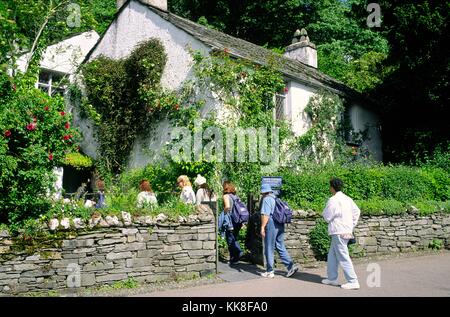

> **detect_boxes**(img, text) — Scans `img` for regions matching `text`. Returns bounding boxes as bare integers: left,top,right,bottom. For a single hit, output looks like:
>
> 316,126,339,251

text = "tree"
0,0,116,72
370,0,450,162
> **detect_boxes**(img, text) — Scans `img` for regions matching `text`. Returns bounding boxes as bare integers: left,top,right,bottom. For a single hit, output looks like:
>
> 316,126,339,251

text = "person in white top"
193,174,217,205
177,175,196,204
137,179,157,208
321,177,361,290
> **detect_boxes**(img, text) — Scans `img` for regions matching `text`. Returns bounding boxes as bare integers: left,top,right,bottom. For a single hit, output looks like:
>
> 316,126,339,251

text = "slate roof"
84,0,374,105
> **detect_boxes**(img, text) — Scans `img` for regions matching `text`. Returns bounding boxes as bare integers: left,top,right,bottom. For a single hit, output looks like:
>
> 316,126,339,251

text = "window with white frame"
274,92,287,121
36,69,67,96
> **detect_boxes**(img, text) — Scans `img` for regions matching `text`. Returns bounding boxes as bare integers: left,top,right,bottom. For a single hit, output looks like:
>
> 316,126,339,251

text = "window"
37,69,67,96
274,93,286,121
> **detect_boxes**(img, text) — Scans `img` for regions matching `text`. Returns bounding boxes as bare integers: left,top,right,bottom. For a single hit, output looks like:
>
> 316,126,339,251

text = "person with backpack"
260,184,298,278
321,177,361,290
222,181,247,265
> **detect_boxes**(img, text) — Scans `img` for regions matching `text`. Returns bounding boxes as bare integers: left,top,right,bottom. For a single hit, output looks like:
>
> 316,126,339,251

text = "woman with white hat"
194,174,217,205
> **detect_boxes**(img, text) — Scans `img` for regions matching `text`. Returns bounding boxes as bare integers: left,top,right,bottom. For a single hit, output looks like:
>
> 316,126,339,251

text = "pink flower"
33,117,37,123
26,123,37,131
48,153,53,161
4,130,11,137
223,48,230,54
60,111,65,116
64,122,70,129
12,84,16,91
284,87,289,93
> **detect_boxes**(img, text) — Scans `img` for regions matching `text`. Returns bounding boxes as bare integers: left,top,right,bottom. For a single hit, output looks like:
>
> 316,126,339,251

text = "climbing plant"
289,90,349,165
78,39,200,177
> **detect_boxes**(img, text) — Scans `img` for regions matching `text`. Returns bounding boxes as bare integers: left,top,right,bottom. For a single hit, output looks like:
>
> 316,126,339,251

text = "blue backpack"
272,197,293,224
229,194,249,224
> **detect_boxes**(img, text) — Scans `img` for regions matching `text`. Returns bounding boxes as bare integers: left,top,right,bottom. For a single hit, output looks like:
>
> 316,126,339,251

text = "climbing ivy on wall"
78,39,199,176
294,90,347,164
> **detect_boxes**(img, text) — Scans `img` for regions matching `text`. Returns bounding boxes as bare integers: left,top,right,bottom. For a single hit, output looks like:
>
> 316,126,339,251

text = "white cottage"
16,30,100,96
77,0,382,167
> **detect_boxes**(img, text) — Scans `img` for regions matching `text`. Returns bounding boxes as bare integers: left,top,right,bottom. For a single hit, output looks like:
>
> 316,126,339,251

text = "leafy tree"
370,0,450,163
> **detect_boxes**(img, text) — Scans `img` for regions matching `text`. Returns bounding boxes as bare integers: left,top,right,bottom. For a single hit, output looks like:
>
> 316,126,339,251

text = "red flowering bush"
0,78,79,225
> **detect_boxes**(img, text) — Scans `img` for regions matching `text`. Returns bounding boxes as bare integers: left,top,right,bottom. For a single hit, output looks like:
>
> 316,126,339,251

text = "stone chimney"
117,0,168,11
283,28,317,68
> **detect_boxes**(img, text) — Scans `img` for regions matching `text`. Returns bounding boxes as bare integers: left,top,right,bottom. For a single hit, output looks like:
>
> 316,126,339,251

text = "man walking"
321,178,361,290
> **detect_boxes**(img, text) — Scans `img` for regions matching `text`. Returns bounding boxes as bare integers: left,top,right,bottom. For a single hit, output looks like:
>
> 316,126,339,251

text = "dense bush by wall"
0,77,79,227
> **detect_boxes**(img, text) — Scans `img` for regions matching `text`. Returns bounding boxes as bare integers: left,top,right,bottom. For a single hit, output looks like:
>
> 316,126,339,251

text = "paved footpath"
141,251,450,297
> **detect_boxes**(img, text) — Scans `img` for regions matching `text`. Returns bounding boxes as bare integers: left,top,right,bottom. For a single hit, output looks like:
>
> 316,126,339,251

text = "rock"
134,216,147,225
105,215,119,226
198,213,214,222
3,285,10,292
73,218,85,229
144,216,154,225
121,211,132,226
178,216,187,223
294,210,308,217
89,215,102,228
48,219,59,231
408,205,419,214
0,229,10,238
60,217,70,229
156,213,168,223
98,218,109,228
187,215,199,223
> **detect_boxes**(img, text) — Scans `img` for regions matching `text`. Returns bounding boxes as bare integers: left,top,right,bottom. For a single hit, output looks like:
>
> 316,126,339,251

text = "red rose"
26,123,37,131
173,104,180,110
4,130,11,137
44,106,49,111
284,87,289,93
63,135,71,140
64,122,70,129
60,111,65,116
48,153,53,161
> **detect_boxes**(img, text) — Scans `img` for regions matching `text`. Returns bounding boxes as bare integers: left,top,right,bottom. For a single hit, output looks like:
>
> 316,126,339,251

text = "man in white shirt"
321,177,361,290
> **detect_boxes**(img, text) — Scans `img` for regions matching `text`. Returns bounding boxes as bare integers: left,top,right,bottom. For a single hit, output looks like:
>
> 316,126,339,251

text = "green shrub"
309,219,330,261
0,78,79,226
356,199,407,215
428,239,443,250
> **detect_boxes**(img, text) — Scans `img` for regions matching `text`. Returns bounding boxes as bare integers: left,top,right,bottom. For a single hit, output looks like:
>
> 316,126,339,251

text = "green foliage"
80,39,201,176
309,219,330,261
64,152,93,169
0,76,79,225
82,39,167,174
428,239,443,251
297,90,346,163
356,199,406,216
276,163,450,211
0,0,116,67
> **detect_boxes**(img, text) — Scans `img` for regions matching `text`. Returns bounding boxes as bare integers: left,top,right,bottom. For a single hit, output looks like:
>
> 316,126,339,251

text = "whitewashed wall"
285,81,315,137
16,30,99,76
348,104,383,161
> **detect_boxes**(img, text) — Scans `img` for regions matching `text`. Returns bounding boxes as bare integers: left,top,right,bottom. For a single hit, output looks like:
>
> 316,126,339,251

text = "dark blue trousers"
225,223,242,262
